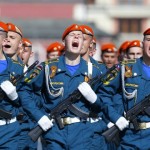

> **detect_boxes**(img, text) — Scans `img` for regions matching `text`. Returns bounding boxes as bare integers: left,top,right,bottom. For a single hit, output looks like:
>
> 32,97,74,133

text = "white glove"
38,115,53,131
115,117,129,131
78,82,97,103
0,80,18,101
107,122,114,128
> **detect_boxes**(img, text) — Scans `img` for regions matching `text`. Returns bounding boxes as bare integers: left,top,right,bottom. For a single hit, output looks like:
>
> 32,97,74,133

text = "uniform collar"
57,56,88,76
131,58,142,77
90,56,96,64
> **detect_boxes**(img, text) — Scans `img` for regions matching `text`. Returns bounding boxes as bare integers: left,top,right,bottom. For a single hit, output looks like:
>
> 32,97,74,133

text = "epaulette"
97,61,103,64
24,64,43,83
45,58,59,65
92,63,100,70
12,59,24,67
121,59,136,65
86,61,98,70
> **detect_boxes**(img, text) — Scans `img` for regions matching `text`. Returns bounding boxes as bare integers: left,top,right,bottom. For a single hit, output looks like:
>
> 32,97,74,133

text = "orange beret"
101,43,117,53
118,41,130,54
22,38,32,47
0,21,8,32
93,36,96,44
80,25,94,36
143,28,150,36
47,42,65,54
127,40,142,49
7,23,23,37
62,24,82,40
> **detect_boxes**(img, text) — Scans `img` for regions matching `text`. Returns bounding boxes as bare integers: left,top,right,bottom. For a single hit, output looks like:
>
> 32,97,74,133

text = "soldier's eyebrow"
145,37,150,41
9,35,16,39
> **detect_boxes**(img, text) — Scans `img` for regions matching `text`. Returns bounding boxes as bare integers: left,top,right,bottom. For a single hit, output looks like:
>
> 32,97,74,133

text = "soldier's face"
89,43,96,57
143,35,150,58
0,31,7,48
65,31,83,55
20,47,33,65
47,51,60,60
2,31,22,57
102,52,118,68
118,51,127,61
80,34,93,55
127,47,143,59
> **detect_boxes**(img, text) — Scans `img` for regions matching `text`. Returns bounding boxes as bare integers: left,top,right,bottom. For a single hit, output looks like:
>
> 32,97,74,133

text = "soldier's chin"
107,64,113,68
72,46,79,51
3,47,10,51
2,47,7,52
3,51,14,56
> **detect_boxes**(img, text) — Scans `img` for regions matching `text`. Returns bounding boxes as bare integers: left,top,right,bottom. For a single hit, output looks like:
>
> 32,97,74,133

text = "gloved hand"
78,82,97,103
115,117,129,131
38,115,53,131
107,122,114,128
0,80,18,101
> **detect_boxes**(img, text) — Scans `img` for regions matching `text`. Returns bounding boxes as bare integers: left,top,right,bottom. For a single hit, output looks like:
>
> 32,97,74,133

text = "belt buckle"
139,122,146,129
63,117,71,125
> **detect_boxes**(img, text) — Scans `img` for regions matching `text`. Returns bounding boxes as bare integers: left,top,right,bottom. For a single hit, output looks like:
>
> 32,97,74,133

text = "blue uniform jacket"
19,56,104,122
122,57,150,122
98,63,122,123
0,56,24,118
99,57,150,123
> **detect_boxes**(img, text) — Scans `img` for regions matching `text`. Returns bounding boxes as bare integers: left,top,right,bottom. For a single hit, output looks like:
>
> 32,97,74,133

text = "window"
118,19,142,33
118,0,143,5
85,0,95,4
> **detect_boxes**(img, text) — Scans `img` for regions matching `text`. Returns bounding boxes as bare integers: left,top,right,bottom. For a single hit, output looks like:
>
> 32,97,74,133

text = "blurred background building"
0,0,150,63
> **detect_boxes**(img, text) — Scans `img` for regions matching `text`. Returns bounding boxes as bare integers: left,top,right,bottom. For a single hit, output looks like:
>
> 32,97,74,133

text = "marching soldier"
19,24,106,149
80,24,107,150
99,28,150,149
113,39,143,118
0,21,24,149
116,29,150,149
18,37,40,150
3,23,38,150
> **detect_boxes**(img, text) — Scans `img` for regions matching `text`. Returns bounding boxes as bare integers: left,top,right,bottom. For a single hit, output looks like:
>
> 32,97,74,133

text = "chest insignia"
84,76,89,82
125,66,132,78
50,66,57,78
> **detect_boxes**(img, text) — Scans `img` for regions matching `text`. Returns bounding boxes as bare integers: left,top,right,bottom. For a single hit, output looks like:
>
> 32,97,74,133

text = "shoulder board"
12,59,24,67
121,59,136,65
97,61,103,64
86,61,100,70
92,63,99,69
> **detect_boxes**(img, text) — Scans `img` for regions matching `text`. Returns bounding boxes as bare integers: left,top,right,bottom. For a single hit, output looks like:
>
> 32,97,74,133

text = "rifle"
28,64,120,142
11,60,39,85
102,93,150,143
0,109,12,120
0,60,39,100
0,60,39,119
